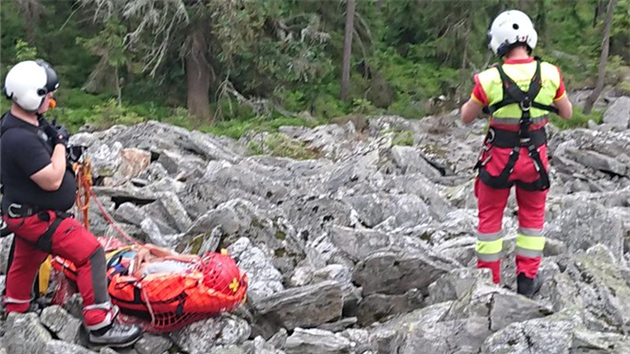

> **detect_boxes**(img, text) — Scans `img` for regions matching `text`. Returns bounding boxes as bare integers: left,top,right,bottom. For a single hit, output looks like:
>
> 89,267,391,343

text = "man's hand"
52,125,70,147
42,121,70,147
133,247,152,275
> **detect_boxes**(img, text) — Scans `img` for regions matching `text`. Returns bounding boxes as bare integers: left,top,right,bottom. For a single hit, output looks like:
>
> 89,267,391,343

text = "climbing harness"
474,59,559,191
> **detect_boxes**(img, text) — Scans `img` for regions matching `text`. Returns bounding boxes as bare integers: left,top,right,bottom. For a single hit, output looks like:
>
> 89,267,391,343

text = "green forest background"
1,0,629,138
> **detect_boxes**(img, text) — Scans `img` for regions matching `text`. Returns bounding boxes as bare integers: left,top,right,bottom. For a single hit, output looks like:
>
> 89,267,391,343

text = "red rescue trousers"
3,211,116,331
475,144,548,284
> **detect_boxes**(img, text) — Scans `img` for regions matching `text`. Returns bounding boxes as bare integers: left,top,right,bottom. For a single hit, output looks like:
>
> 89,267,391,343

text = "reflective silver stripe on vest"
492,115,549,125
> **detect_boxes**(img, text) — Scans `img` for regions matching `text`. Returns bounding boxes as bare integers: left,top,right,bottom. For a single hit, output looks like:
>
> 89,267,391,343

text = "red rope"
88,187,140,246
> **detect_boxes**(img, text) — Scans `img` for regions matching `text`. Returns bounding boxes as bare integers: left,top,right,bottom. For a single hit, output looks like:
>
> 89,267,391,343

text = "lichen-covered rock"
40,305,82,344
134,334,172,354
546,200,625,261
170,314,251,354
284,328,351,354
227,237,284,305
480,309,582,354
549,245,630,332
353,249,458,296
4,313,53,354
254,281,343,330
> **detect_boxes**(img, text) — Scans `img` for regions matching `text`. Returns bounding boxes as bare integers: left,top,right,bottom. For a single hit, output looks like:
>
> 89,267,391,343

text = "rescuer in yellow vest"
460,10,573,297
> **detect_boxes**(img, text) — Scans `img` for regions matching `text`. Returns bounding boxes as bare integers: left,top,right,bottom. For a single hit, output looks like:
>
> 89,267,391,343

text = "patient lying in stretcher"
49,237,249,333
108,244,201,278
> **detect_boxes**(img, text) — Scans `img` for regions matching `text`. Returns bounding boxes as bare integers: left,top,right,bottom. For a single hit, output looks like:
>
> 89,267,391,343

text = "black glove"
54,125,71,146
42,122,70,147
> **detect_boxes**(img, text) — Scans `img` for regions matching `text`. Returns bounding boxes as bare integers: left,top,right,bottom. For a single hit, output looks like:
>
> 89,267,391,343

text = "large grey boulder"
170,314,251,354
571,328,630,353
284,197,356,237
208,346,247,354
284,328,351,354
480,308,582,354
426,268,493,306
184,199,303,273
602,96,630,128
549,245,630,332
157,149,207,176
4,313,53,354
155,192,192,232
114,202,148,227
387,174,454,219
356,289,424,326
346,193,432,228
45,340,96,354
369,301,454,353
242,335,287,354
434,236,476,267
134,334,172,354
353,249,458,296
549,129,630,180
40,305,82,344
254,281,343,330
397,317,492,354
328,226,394,262
227,237,285,305
546,200,625,262
304,232,353,269
391,145,442,178
199,161,290,206
312,264,361,310
82,141,123,179
442,283,551,332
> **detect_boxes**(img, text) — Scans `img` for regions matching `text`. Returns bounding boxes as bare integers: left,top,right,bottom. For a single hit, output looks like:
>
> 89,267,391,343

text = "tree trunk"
340,0,356,102
114,66,122,107
457,18,471,101
186,20,212,122
584,0,618,115
536,0,548,47
17,0,41,45
593,0,607,27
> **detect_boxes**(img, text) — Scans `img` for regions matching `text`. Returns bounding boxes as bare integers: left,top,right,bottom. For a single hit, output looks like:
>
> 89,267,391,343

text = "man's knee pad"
88,247,110,304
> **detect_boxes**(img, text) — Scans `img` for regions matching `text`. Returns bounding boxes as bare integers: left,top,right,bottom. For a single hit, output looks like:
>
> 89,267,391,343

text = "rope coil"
74,158,139,246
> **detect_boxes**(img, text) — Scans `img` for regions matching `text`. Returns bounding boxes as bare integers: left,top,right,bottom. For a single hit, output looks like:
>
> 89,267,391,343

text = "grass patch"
392,130,414,146
550,109,604,130
202,115,326,139
247,133,317,160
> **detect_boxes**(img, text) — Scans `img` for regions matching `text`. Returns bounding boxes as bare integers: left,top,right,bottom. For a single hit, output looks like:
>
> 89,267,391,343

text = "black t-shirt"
1,112,77,211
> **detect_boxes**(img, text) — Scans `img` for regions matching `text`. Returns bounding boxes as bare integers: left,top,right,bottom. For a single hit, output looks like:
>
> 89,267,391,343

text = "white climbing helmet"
487,10,538,57
3,60,59,112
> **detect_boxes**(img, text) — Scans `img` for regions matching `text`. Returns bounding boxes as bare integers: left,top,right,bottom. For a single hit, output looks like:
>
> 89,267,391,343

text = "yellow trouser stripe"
476,238,503,255
516,234,545,251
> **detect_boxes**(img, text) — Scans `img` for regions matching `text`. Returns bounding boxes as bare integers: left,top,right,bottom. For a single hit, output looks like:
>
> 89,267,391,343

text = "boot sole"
89,333,142,349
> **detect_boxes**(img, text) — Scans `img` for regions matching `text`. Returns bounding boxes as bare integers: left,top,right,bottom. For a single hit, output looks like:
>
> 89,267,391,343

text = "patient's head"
198,252,243,295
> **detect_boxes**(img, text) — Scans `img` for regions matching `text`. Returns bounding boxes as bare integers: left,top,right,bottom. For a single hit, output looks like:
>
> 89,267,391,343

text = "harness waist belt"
488,127,547,148
3,203,42,218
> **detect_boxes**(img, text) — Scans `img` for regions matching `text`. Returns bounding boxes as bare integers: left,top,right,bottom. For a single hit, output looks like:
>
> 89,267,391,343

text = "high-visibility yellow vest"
477,60,562,126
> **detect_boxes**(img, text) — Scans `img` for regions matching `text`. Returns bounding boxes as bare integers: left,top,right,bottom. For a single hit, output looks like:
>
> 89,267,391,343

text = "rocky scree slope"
0,95,630,354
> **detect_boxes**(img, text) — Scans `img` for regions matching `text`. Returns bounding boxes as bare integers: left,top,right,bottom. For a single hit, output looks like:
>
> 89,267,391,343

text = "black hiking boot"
517,273,543,298
89,322,142,348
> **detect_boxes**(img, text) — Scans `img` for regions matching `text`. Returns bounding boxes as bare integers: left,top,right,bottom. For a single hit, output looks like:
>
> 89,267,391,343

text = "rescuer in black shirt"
1,60,141,348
